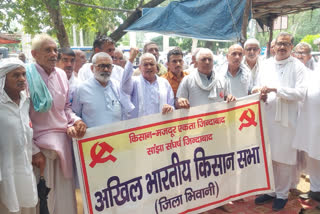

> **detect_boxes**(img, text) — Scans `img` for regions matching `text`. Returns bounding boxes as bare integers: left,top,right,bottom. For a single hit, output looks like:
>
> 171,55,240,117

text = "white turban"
0,58,26,99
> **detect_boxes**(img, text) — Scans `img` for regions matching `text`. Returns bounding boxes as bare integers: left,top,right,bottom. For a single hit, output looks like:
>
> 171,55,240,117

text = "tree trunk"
43,0,70,47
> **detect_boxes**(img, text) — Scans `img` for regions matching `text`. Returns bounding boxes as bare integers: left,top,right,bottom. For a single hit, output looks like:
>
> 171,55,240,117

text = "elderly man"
74,50,86,76
56,47,81,103
122,48,174,118
0,58,38,214
161,47,188,97
72,52,133,128
133,42,167,76
113,48,126,68
218,44,252,98
253,32,307,211
175,48,235,109
18,52,27,63
243,38,261,86
185,48,200,74
78,35,123,82
27,33,87,214
294,42,317,70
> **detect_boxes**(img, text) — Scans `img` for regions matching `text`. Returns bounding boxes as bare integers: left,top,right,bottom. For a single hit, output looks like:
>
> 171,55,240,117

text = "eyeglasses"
95,63,114,70
113,57,123,61
245,47,259,52
294,52,308,57
276,42,292,47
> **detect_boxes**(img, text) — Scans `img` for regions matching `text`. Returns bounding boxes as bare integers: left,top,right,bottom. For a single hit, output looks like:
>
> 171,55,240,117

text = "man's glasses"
95,63,114,70
294,52,308,57
276,42,292,47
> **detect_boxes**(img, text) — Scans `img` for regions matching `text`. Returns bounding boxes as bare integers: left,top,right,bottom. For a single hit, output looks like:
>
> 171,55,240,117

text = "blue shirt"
72,77,122,128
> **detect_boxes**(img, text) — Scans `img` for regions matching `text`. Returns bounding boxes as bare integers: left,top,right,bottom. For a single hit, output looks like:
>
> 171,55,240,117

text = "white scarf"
273,57,295,127
137,75,167,117
194,70,220,99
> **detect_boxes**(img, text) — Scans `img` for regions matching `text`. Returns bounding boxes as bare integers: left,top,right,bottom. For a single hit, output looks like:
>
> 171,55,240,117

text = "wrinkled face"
294,46,311,65
275,35,293,61
244,44,260,62
167,55,184,76
146,44,159,61
97,42,115,58
56,54,75,79
92,56,113,85
5,66,27,94
196,53,213,76
31,40,58,72
113,51,124,67
140,57,157,83
75,51,86,72
227,46,244,68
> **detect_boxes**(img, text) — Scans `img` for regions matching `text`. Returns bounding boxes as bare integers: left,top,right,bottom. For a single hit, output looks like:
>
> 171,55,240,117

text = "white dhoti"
305,155,320,192
268,161,296,199
34,149,77,214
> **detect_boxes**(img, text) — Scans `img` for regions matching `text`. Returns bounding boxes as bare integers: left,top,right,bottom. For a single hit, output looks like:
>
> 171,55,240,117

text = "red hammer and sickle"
238,108,257,131
89,142,117,168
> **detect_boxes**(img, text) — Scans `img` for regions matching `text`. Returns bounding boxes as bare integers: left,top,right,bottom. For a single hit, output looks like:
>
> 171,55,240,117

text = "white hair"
139,53,156,65
92,52,112,64
31,33,56,51
295,42,312,54
196,48,214,61
244,38,260,49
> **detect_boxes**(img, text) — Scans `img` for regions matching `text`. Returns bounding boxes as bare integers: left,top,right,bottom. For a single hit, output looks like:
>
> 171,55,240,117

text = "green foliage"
301,34,320,51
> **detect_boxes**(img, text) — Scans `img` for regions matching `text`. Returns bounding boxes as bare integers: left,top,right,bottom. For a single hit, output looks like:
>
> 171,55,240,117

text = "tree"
2,0,167,47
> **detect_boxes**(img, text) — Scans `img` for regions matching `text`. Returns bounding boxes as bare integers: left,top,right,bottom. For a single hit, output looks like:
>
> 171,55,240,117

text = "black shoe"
272,198,288,212
255,194,274,205
309,191,320,202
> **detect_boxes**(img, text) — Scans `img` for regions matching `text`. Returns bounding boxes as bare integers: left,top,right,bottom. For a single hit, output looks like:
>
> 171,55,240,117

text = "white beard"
94,70,111,83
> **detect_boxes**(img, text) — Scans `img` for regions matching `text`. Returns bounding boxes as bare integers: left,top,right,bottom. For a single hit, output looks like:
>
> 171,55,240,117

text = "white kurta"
0,91,38,212
255,56,306,165
292,69,320,160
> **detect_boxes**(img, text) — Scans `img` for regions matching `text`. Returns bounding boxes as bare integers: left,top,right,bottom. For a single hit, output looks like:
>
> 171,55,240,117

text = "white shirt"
68,72,81,103
0,91,38,212
78,62,124,83
292,70,320,160
254,56,307,165
176,70,230,107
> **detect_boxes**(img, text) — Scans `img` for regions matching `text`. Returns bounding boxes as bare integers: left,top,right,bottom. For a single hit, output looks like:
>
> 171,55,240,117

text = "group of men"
0,31,319,213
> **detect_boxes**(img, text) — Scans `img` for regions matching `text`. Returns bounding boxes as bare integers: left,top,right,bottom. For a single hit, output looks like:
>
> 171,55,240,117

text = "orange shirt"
161,71,189,97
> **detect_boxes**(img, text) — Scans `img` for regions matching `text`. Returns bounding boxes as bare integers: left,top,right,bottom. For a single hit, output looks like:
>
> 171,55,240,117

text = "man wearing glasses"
72,52,133,127
243,38,262,86
253,32,307,211
294,42,318,71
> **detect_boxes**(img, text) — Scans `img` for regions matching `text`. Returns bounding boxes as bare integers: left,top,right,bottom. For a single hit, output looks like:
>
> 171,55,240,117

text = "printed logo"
238,108,257,131
89,142,117,168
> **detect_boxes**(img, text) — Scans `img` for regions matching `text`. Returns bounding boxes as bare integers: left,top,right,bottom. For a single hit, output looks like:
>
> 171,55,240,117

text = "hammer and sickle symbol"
238,108,257,131
89,142,117,168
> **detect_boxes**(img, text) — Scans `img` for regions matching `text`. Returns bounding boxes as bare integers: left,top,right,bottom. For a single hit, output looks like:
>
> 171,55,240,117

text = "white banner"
73,94,274,214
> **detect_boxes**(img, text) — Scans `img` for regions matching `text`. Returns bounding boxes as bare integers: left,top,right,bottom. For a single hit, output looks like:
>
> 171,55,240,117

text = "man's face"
92,56,113,85
146,44,159,61
167,54,183,76
5,67,27,93
18,54,26,63
113,51,125,68
275,36,293,61
196,53,213,76
270,41,276,56
31,40,58,72
140,57,157,83
244,44,260,62
75,51,86,72
227,46,243,68
97,42,115,58
56,54,75,80
294,46,311,65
